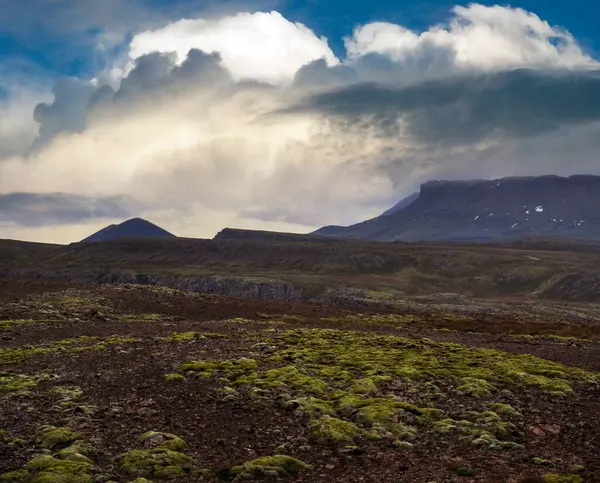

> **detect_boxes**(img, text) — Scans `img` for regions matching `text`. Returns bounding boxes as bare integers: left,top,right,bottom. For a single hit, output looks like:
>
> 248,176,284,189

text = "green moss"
308,416,367,446
268,329,598,393
104,335,138,344
0,372,37,394
24,455,94,483
0,347,55,365
117,431,194,479
456,377,497,398
0,319,62,329
0,470,30,482
432,411,522,450
180,358,257,382
543,475,583,483
58,441,94,457
52,387,84,401
348,376,391,394
119,314,166,324
116,449,193,478
533,458,554,466
282,397,334,417
228,455,312,479
1,336,137,365
161,331,226,343
351,399,420,440
139,432,188,451
39,427,84,451
161,332,205,343
163,374,185,382
392,440,414,450
488,403,521,418
171,328,598,453
255,366,329,394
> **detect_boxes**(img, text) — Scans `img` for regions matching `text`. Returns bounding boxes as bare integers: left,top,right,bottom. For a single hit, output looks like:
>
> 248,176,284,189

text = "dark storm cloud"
290,68,600,144
32,49,234,149
0,193,132,227
32,77,95,150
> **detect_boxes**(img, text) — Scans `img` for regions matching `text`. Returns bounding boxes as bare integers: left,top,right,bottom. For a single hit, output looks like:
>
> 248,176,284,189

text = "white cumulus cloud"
345,4,597,72
127,11,339,84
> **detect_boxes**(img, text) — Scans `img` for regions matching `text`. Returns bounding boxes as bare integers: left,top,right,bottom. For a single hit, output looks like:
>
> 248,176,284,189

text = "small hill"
80,218,175,243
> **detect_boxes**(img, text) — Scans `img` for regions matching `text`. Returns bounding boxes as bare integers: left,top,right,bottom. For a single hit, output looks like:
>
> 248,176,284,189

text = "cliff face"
313,175,600,242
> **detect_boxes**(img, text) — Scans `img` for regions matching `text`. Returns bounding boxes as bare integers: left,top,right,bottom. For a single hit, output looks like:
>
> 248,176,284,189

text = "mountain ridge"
312,174,600,242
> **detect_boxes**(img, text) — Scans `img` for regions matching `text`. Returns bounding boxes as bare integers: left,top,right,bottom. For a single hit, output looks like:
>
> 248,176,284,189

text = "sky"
1,0,599,243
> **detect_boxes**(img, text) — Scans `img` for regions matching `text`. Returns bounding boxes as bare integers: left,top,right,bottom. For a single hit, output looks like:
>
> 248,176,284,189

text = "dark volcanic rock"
214,228,347,243
313,175,600,242
80,218,175,243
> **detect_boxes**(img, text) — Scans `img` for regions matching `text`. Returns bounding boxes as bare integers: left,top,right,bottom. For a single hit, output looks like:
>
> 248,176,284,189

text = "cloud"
32,77,96,150
0,193,133,227
126,11,338,84
292,69,600,144
345,4,597,71
2,4,600,243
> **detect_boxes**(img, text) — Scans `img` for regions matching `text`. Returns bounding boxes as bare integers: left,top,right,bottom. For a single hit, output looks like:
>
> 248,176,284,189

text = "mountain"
81,218,175,242
312,175,600,242
380,192,419,216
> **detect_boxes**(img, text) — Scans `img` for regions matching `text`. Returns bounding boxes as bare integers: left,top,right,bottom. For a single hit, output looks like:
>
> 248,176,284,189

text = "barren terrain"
1,278,598,483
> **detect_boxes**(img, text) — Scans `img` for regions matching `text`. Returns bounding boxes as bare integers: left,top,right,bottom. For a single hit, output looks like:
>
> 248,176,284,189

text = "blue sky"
1,0,598,80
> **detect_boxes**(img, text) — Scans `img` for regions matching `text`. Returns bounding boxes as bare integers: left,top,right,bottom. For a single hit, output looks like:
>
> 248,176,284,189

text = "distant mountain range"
79,175,600,244
312,175,600,242
81,218,175,242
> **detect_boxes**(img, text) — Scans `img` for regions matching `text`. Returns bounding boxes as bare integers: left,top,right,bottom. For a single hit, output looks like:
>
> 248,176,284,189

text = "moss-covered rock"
226,455,312,480
488,403,522,418
20,455,94,483
139,432,188,452
116,431,194,479
39,426,85,451
116,449,193,478
308,416,366,446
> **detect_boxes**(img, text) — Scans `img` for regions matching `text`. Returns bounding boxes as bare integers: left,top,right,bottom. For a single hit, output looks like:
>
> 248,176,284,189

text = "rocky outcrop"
94,272,303,301
214,228,346,243
312,175,600,242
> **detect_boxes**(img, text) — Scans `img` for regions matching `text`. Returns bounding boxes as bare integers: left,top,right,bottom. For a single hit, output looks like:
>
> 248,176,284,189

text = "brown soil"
1,283,599,483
